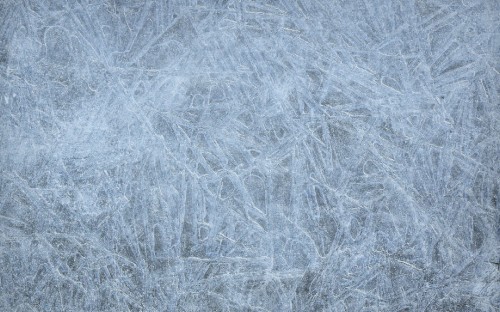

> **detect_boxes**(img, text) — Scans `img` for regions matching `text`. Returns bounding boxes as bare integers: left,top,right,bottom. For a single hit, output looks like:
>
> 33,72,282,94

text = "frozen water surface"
0,0,499,311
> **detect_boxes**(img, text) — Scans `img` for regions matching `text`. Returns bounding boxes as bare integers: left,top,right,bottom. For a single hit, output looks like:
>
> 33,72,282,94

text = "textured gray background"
0,0,499,311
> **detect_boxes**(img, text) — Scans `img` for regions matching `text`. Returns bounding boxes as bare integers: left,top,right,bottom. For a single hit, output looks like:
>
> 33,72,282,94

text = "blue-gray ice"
1,0,499,311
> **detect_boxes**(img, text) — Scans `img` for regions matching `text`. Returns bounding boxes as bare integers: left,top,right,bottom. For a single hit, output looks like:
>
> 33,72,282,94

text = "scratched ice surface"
0,0,499,311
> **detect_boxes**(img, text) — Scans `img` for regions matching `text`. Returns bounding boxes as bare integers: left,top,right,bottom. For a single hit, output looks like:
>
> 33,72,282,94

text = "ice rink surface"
0,1,499,311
